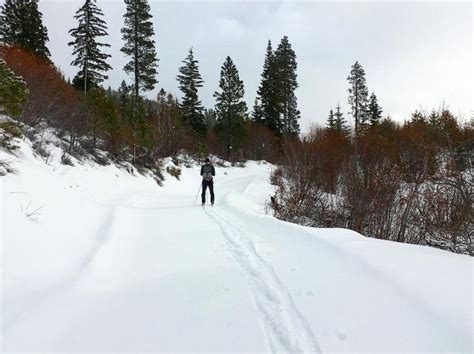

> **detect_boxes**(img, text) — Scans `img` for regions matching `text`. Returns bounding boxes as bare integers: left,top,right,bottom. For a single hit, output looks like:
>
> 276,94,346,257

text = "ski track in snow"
76,206,117,275
2,207,117,332
205,207,322,354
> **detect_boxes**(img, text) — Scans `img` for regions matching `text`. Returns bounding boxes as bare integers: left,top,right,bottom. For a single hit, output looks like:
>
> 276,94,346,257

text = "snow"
1,137,473,353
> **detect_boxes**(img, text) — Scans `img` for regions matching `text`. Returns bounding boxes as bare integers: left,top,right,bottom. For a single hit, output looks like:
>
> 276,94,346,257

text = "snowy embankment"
1,137,472,353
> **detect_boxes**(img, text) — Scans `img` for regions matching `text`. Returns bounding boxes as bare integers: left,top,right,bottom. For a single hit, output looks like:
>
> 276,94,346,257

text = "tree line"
267,58,472,255
0,0,300,165
271,67,472,255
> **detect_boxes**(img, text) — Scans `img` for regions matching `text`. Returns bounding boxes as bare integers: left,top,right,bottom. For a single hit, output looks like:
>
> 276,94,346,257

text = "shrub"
0,58,28,117
0,45,81,129
166,165,182,180
61,152,74,166
0,120,23,151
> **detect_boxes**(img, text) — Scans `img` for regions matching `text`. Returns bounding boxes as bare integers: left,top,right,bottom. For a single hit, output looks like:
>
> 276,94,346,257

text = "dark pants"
202,179,214,204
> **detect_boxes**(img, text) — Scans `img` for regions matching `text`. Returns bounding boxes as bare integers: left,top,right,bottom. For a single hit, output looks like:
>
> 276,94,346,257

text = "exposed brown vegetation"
272,111,473,255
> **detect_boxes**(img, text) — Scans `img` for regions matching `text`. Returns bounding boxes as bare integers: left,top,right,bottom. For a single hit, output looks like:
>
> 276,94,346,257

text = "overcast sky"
26,1,474,131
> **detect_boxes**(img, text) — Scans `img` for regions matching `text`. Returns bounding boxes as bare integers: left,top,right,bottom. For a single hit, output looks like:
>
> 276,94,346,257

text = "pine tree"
121,0,158,103
118,81,129,104
118,80,132,120
368,92,383,126
121,0,158,162
287,91,300,135
257,40,280,135
176,48,206,135
333,103,350,135
0,59,29,117
214,56,248,158
326,108,335,130
251,98,264,124
274,36,300,137
204,108,216,130
0,0,50,58
68,0,112,94
347,61,369,138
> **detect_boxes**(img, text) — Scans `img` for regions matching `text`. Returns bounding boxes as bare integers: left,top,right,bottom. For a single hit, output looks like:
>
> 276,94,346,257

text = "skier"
200,158,215,206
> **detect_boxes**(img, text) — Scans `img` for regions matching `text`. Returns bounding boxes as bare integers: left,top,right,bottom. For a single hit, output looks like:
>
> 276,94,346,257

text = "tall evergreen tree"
176,48,206,135
287,91,300,135
333,103,350,135
121,0,158,162
251,98,264,124
118,81,129,105
0,0,50,58
326,108,335,130
204,108,216,130
0,59,29,117
121,0,158,104
257,40,280,135
118,80,132,121
214,56,248,158
68,0,112,95
347,61,369,138
368,92,383,126
274,36,300,137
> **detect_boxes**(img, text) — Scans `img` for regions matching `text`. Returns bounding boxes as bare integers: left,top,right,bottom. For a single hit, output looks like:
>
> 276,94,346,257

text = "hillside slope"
1,139,472,353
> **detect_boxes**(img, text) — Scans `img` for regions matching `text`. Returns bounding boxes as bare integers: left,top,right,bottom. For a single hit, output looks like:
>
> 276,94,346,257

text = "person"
200,158,215,206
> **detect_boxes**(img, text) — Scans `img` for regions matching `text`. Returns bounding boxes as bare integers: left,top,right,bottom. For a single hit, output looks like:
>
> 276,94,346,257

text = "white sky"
9,1,474,131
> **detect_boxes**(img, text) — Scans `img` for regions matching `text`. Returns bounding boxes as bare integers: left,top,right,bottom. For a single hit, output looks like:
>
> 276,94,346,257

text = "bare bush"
271,110,473,255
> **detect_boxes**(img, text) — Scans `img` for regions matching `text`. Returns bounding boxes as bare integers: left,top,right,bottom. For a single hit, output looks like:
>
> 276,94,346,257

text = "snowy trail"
205,207,321,353
4,180,272,352
2,146,472,353
2,206,117,332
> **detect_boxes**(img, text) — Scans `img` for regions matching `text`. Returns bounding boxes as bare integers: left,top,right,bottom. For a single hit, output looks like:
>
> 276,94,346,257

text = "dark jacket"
201,164,215,181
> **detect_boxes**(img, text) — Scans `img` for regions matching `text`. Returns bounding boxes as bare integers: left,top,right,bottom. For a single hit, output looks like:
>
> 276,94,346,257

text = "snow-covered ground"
1,138,473,353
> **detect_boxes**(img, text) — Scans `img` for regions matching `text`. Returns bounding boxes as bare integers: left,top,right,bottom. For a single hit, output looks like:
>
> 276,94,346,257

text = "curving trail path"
3,161,472,353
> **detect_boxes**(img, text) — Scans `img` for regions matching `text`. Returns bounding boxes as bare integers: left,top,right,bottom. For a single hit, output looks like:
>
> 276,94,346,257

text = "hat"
205,158,210,163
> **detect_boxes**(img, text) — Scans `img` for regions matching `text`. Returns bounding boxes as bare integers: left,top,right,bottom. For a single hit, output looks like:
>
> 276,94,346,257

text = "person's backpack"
202,164,213,181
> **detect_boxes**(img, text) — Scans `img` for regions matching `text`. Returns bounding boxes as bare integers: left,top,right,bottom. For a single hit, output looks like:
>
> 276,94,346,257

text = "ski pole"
194,182,202,205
